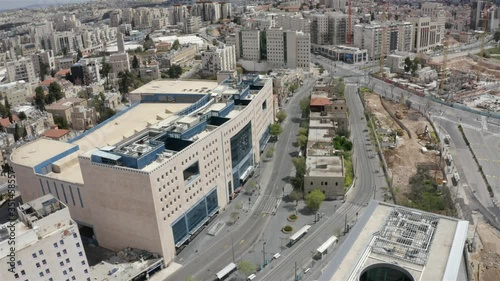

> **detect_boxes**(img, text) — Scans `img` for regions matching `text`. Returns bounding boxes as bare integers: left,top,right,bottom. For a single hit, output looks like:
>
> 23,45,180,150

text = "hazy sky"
0,0,90,11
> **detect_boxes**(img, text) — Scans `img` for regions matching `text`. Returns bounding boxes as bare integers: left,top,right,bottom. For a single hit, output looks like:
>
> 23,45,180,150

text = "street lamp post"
262,241,267,267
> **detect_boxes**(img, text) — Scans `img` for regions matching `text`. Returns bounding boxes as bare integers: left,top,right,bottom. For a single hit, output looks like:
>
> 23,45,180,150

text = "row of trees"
34,82,65,111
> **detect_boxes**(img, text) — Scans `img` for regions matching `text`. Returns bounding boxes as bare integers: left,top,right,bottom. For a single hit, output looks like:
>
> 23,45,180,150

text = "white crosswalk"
256,195,279,214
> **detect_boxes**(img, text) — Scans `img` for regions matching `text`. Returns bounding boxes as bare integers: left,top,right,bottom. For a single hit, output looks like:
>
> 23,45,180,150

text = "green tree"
171,39,181,50
495,30,500,42
290,190,303,206
7,111,12,123
39,61,48,81
77,49,83,61
4,97,10,110
132,55,140,69
0,103,7,118
305,189,325,211
100,56,112,83
276,110,287,123
269,123,283,139
34,86,46,111
298,127,308,136
118,71,134,95
404,57,412,73
333,136,353,151
299,97,310,113
292,157,306,178
48,82,64,101
18,112,27,120
212,39,218,46
297,134,308,148
334,78,345,97
238,261,256,276
410,58,420,75
54,116,69,129
167,64,183,78
14,123,20,141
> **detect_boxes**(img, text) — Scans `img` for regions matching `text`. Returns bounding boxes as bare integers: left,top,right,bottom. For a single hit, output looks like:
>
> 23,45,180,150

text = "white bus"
215,262,237,280
315,235,338,259
289,225,312,245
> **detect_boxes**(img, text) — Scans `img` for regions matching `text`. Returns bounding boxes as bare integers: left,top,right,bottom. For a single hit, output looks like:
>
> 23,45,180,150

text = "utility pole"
373,186,376,200
294,261,298,281
231,234,235,263
344,214,347,234
262,241,267,267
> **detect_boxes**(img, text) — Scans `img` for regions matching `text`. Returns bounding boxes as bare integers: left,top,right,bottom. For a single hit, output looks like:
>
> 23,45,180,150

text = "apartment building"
31,50,56,79
0,80,32,107
228,29,310,69
0,195,91,281
165,44,199,67
353,22,413,60
45,98,88,125
274,13,311,33
11,76,274,266
183,16,201,34
109,53,130,79
311,12,348,46
50,31,83,55
408,16,444,53
71,106,97,131
201,45,237,75
6,57,38,84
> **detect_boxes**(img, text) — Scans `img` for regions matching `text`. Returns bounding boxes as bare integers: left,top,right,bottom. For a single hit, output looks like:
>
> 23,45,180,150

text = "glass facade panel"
230,123,252,167
206,189,218,214
172,218,188,244
187,199,207,233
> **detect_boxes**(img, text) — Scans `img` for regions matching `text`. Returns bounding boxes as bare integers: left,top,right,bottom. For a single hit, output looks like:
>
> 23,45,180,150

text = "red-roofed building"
55,69,71,80
39,78,57,87
42,128,71,141
0,115,20,129
310,97,332,112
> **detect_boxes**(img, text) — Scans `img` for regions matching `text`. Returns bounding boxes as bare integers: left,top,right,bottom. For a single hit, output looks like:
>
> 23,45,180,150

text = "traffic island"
287,214,298,222
282,225,293,234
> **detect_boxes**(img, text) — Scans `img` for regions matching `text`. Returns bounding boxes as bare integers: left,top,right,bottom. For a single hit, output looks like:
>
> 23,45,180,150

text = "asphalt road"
254,83,388,281
317,59,500,229
165,77,317,281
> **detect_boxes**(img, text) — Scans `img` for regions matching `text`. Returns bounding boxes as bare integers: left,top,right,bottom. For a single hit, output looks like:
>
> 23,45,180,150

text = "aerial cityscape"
0,0,499,280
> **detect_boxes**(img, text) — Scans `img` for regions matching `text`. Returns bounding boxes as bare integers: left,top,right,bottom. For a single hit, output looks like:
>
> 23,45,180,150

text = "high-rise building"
274,13,311,33
117,32,125,54
183,16,201,34
266,28,310,69
408,16,444,53
0,194,91,281
311,12,348,46
354,22,413,60
241,30,262,61
110,11,122,27
11,77,274,266
6,57,37,84
470,1,487,30
311,14,330,45
109,53,130,78
201,44,237,75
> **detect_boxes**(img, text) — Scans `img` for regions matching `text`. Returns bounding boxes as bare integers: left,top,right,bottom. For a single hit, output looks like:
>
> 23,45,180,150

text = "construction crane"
347,0,353,45
439,34,449,97
379,2,388,75
479,4,490,58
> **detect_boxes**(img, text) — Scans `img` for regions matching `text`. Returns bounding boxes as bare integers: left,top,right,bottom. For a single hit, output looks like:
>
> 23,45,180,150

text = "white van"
247,273,256,280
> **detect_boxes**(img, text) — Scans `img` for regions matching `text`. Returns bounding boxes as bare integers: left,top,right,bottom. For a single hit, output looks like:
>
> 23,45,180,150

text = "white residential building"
201,45,237,75
274,13,311,33
241,30,261,61
6,57,38,84
0,194,91,281
266,28,310,69
109,53,130,79
354,22,413,60
311,12,348,46
183,16,201,34
0,80,32,107
408,16,444,53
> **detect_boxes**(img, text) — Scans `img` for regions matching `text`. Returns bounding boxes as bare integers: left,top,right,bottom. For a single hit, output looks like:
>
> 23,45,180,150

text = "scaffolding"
370,207,439,266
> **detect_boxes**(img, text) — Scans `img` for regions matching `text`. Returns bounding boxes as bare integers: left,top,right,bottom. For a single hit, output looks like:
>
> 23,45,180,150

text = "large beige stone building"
0,194,91,281
11,76,274,266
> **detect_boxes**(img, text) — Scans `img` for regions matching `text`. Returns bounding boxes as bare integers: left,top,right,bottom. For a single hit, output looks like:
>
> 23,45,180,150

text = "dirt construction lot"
471,217,500,281
364,92,441,200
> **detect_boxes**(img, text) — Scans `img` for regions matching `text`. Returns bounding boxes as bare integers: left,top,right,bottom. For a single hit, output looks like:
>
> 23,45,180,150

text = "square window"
72,277,76,281
79,251,83,257
46,269,50,274
84,269,88,274
36,262,40,268
42,259,47,265
21,270,25,275
76,243,80,248
49,278,53,281
39,272,44,277
14,273,19,278
39,250,44,255
66,258,70,263
57,252,61,257
63,249,67,254
69,267,73,272
63,270,67,275
60,239,64,245
32,253,37,258
81,260,86,265
53,243,58,248
73,233,77,238
17,260,22,266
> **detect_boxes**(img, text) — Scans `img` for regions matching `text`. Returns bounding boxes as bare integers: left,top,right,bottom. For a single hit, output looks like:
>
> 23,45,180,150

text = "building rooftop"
130,80,218,95
43,128,71,139
306,155,343,177
90,248,163,281
311,97,332,107
319,201,469,281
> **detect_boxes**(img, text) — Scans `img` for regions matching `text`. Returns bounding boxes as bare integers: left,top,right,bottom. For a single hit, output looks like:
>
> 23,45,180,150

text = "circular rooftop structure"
360,263,414,281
